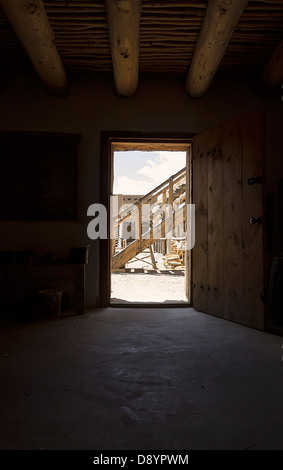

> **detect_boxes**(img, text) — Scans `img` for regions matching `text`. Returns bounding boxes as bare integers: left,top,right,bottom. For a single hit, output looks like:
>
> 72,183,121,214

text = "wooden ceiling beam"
0,0,67,97
106,0,141,97
255,39,283,96
185,0,249,98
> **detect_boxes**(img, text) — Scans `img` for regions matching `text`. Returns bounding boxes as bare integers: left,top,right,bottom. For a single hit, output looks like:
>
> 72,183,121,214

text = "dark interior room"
0,0,283,452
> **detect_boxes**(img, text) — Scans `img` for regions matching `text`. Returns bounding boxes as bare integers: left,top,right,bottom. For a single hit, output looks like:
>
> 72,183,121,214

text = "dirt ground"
111,251,188,303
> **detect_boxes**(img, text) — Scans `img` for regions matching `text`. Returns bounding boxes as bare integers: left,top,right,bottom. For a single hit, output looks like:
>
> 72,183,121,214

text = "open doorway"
106,139,192,306
100,134,191,306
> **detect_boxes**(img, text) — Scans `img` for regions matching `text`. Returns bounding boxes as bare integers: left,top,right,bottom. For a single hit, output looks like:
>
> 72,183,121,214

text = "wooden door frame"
99,131,193,308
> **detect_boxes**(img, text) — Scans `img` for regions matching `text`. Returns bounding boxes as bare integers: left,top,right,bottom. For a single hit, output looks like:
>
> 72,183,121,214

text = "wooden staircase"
112,167,186,270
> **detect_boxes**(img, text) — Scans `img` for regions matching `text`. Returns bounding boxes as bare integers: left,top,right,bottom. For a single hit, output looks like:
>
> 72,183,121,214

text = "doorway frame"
99,131,193,308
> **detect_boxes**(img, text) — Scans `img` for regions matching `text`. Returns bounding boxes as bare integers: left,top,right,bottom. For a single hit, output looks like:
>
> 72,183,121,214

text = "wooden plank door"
192,109,265,330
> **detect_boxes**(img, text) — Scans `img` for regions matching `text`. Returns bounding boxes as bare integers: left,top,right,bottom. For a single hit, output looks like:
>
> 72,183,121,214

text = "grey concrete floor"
0,307,283,450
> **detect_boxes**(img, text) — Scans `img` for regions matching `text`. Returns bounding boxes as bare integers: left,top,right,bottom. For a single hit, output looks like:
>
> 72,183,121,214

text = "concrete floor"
0,307,283,450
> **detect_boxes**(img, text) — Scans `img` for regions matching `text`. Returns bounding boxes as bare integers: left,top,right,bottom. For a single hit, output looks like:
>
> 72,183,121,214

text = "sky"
113,151,186,195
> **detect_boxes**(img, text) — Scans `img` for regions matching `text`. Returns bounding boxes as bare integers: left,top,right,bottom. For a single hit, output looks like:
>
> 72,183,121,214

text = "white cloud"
113,175,154,195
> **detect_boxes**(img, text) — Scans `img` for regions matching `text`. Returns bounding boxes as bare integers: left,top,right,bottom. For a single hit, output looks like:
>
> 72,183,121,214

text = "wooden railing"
112,166,186,230
111,167,186,269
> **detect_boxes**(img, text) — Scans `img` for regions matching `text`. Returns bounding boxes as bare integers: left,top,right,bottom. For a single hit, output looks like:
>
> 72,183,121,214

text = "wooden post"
149,245,157,270
0,0,68,97
185,0,248,98
168,178,174,236
106,0,141,97
138,201,142,252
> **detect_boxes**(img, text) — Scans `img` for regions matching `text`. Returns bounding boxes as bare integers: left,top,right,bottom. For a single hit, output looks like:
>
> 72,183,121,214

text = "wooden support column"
0,0,67,97
256,39,283,96
138,201,142,252
185,0,248,98
106,0,141,97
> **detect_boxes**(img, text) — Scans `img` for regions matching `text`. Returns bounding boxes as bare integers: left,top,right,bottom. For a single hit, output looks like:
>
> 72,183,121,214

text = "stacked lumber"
162,239,185,270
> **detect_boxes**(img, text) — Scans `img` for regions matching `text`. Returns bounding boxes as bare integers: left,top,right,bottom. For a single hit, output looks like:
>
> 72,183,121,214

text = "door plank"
192,132,209,313
193,109,265,330
222,125,243,321
207,133,224,317
240,110,265,330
